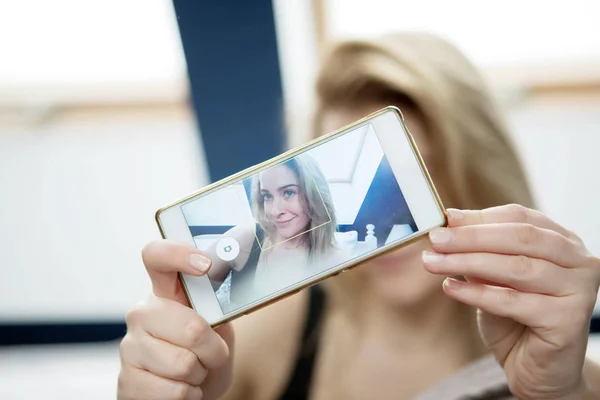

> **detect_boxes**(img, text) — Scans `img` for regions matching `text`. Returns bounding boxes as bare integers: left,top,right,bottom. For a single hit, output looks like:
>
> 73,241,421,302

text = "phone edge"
154,105,449,327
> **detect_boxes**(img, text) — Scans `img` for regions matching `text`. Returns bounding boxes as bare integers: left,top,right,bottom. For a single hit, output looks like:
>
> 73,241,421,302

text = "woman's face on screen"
260,165,310,241
321,101,448,307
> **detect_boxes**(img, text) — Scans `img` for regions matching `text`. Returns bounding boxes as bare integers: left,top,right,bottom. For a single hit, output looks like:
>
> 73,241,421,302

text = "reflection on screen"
181,124,418,315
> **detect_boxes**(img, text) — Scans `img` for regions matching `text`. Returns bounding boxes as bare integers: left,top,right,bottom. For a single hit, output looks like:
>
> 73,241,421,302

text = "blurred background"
1,0,599,398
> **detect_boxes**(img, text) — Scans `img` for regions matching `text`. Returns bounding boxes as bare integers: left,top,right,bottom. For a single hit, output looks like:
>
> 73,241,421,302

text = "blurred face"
321,102,447,307
259,165,310,240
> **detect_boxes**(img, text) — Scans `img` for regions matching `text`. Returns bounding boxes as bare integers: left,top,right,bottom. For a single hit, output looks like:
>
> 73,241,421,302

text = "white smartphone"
156,106,447,326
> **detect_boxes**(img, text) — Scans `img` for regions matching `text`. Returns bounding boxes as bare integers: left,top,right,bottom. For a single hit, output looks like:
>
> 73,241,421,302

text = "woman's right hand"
118,240,235,400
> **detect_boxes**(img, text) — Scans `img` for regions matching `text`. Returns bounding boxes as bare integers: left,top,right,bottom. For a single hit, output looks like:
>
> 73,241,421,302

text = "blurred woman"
118,32,600,400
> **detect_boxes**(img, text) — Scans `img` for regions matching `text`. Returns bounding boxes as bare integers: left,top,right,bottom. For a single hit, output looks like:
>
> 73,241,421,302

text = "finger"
428,224,586,268
440,278,554,329
142,240,211,304
198,323,235,400
422,251,575,296
214,323,235,353
120,333,207,386
130,296,230,370
447,204,573,239
118,366,203,400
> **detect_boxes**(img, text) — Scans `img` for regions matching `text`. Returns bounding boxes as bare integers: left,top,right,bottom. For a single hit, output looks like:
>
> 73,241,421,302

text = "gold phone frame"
155,106,448,327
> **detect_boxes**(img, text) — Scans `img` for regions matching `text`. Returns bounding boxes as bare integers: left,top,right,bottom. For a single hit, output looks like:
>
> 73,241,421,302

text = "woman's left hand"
422,204,600,400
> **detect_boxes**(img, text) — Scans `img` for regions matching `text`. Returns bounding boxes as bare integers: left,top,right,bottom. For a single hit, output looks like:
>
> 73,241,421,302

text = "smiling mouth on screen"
275,217,296,227
275,216,296,228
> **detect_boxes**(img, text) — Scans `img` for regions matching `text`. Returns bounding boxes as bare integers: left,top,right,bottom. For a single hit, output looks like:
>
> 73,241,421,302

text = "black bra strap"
277,285,326,400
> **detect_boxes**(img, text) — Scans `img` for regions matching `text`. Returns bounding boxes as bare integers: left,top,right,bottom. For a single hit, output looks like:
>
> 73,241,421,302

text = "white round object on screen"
216,237,240,262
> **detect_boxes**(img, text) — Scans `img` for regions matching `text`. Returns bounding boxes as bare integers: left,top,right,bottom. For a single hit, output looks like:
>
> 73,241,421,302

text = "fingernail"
447,208,464,220
189,254,211,274
443,277,463,290
429,228,453,244
422,251,445,264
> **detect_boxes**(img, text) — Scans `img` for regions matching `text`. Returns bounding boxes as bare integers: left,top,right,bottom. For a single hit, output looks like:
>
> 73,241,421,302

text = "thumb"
141,240,211,306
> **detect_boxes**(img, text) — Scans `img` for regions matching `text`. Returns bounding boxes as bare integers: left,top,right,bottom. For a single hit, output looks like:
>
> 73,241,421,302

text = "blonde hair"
310,32,537,397
313,30,537,327
314,32,535,210
251,154,338,258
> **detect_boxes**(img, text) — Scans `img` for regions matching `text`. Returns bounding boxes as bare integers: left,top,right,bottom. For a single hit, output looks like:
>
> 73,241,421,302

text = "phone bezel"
155,106,448,326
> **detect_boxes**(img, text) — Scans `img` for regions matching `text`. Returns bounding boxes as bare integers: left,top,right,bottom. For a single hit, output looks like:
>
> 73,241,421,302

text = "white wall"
0,1,185,88
312,126,384,224
307,125,369,180
272,0,320,148
0,109,208,321
326,0,600,67
182,183,252,227
507,107,600,256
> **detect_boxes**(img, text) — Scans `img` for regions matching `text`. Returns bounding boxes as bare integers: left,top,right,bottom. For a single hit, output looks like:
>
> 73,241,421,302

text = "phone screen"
180,123,418,315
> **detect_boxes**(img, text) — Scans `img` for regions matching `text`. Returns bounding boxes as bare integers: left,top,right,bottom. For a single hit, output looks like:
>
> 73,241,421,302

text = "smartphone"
155,106,447,326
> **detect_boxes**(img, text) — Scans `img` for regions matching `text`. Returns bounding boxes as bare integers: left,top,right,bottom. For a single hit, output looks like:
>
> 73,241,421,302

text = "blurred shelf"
0,80,188,109
1,315,598,347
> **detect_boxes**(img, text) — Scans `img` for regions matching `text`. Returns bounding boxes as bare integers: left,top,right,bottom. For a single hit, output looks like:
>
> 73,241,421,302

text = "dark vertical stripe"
172,0,285,182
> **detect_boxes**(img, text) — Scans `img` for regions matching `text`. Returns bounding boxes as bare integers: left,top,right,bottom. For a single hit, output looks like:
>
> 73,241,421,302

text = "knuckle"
594,261,600,288
555,233,574,256
119,334,134,361
141,240,160,263
208,340,230,371
169,382,193,400
125,304,147,328
586,253,600,275
506,203,530,223
174,349,198,378
515,223,538,246
141,240,171,268
566,229,583,243
184,317,209,348
580,289,599,316
508,255,535,282
217,339,232,368
502,288,521,307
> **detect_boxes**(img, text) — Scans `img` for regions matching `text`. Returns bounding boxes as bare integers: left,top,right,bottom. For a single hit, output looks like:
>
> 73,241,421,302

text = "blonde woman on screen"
206,154,346,311
118,32,600,400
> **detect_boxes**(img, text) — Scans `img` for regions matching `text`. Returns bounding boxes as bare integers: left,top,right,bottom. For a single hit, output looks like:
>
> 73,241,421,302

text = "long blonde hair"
314,32,535,211
309,32,537,397
250,154,338,258
313,30,537,321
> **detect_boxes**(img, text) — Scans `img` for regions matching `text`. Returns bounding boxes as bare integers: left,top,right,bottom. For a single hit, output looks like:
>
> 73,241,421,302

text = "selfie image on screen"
181,124,417,314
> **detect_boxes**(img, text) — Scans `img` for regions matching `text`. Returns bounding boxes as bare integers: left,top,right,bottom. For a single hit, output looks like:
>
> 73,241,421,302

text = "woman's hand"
118,241,234,400
422,204,600,400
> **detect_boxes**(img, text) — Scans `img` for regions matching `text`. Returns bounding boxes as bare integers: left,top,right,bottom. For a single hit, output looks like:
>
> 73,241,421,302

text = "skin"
206,164,312,284
259,165,311,245
118,103,600,400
